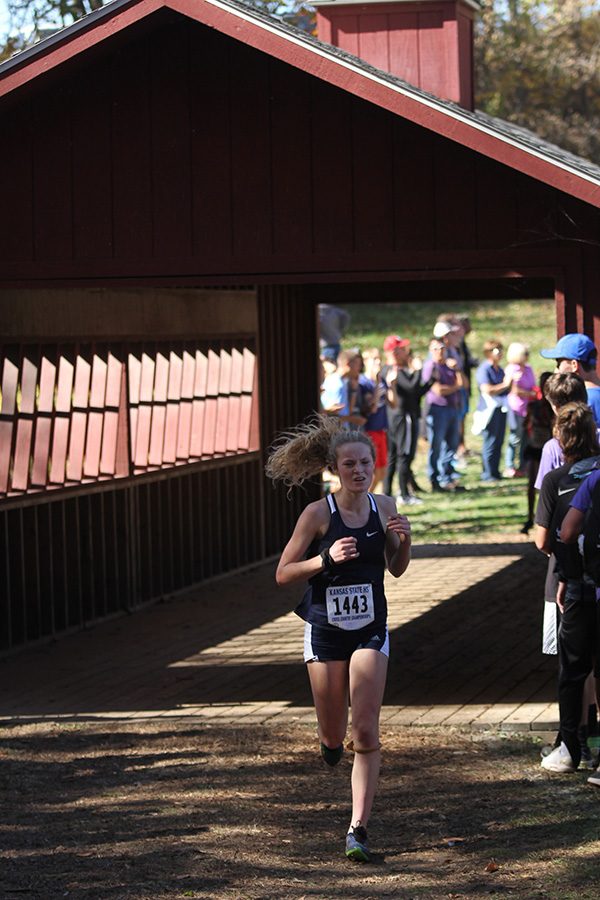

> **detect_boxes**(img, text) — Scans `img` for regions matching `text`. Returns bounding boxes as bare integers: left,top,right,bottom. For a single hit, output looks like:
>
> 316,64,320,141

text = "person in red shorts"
361,347,390,492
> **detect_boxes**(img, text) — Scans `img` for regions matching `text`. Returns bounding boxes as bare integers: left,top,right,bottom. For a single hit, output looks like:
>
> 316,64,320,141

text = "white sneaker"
587,772,600,787
540,742,575,773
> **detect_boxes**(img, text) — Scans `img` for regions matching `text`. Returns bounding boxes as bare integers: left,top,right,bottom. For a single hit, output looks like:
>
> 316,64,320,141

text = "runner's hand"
386,514,411,544
329,537,359,563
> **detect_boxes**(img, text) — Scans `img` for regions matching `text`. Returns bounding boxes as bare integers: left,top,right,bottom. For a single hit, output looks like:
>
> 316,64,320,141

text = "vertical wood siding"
1,15,597,286
0,458,265,652
258,285,320,557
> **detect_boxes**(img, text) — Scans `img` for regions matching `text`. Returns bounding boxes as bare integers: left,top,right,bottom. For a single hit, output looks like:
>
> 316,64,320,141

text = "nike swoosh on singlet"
366,531,378,537
557,487,577,496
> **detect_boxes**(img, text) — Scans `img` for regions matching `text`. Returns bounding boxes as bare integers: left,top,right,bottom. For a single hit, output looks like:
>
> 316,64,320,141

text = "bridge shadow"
0,542,555,719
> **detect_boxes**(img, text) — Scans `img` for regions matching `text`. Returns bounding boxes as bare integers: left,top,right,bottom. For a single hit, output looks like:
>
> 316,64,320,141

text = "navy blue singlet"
295,492,387,630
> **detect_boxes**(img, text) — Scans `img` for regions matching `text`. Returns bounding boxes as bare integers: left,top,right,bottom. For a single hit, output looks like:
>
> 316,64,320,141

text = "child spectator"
362,347,389,492
504,342,537,477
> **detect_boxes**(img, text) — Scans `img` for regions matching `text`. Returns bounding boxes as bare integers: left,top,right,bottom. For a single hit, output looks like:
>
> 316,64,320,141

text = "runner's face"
334,443,374,490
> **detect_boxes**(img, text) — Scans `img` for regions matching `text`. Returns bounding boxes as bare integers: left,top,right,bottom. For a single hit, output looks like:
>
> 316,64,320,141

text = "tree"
475,0,600,163
6,0,105,35
1,0,314,54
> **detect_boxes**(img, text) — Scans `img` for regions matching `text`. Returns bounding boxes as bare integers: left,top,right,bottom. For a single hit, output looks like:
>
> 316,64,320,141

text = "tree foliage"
6,0,104,34
1,0,314,45
475,0,600,163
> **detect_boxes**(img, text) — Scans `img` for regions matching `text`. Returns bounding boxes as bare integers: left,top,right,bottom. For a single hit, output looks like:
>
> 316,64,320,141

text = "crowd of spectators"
317,306,592,502
318,306,600,786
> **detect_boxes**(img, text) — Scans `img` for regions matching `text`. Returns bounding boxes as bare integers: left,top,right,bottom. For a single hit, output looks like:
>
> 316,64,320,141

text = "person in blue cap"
540,334,600,425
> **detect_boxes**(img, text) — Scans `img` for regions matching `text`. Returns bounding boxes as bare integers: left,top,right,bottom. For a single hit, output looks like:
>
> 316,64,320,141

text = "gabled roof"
2,0,600,208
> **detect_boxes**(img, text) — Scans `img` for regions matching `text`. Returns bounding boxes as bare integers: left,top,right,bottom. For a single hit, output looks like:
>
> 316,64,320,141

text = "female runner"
266,416,411,862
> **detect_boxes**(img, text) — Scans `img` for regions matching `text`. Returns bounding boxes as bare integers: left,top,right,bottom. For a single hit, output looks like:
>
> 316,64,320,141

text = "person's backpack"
582,478,600,584
550,460,600,581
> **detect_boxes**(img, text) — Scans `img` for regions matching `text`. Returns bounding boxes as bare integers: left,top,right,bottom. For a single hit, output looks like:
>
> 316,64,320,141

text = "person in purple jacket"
534,373,590,490
421,338,465,492
504,342,537,477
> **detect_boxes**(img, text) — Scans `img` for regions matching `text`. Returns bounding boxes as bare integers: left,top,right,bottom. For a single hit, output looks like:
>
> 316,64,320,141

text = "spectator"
540,333,600,425
534,402,600,773
456,314,478,458
474,341,512,483
321,348,370,428
534,373,590,490
504,342,537,477
319,304,350,362
433,317,464,368
362,347,389,491
531,373,591,761
421,338,465,492
520,371,553,534
382,335,433,504
320,347,338,378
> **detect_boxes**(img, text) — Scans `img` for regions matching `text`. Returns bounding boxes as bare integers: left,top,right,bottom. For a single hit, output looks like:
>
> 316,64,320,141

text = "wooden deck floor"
0,539,558,735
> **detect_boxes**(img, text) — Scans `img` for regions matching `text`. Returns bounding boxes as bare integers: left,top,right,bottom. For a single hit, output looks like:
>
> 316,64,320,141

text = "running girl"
266,415,411,862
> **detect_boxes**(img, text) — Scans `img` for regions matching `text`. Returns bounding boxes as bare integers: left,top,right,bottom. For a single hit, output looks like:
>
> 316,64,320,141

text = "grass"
343,297,557,373
406,457,532,541
339,298,557,541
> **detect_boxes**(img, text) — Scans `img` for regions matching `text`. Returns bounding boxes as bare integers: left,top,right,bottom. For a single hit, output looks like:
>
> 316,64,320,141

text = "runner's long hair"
265,414,375,489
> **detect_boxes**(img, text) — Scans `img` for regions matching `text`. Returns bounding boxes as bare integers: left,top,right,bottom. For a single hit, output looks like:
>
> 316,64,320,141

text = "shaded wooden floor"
0,538,558,734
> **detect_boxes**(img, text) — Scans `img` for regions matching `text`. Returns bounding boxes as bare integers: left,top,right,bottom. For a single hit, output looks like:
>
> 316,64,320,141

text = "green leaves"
475,1,600,163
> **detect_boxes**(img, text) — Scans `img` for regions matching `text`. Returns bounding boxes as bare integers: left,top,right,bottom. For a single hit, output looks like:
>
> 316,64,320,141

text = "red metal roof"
2,0,600,208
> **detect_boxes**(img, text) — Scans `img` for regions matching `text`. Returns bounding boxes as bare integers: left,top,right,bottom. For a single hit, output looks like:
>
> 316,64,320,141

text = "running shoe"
345,825,371,862
587,772,600,788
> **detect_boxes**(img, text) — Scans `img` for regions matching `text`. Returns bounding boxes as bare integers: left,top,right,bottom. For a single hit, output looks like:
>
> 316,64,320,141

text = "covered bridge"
1,0,600,652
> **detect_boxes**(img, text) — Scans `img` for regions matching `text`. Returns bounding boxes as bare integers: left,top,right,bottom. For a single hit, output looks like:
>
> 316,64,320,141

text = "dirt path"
2,720,599,899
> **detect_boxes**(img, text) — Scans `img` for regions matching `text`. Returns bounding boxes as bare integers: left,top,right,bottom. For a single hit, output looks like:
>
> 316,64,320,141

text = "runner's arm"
375,494,411,577
275,502,360,586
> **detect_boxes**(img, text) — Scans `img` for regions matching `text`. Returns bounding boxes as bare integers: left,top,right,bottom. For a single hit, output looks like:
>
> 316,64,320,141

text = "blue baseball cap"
540,333,597,362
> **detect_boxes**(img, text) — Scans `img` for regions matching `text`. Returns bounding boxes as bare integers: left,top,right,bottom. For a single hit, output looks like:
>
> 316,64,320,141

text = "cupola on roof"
312,0,482,108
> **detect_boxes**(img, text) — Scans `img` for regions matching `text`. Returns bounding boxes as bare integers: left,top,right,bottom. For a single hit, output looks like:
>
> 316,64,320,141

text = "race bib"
325,583,374,631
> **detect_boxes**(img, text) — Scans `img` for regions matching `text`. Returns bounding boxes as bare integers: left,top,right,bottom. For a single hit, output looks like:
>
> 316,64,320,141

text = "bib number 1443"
325,583,374,631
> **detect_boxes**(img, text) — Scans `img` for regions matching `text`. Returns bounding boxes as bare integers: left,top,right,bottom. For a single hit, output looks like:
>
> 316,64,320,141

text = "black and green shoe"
345,825,371,862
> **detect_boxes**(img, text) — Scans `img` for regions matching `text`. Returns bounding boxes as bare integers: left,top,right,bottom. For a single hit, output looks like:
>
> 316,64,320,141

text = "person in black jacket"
534,402,600,773
382,334,434,505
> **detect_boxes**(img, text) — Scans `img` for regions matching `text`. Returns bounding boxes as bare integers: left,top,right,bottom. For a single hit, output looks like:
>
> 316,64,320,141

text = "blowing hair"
265,414,375,489
554,402,600,462
544,372,587,409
